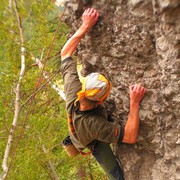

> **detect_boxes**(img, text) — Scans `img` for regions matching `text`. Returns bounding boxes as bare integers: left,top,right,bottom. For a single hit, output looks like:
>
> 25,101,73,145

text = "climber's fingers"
89,8,94,14
130,84,147,103
83,8,89,16
82,8,99,29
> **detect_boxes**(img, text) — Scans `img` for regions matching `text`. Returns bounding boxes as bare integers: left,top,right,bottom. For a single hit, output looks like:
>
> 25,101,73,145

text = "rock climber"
61,8,147,180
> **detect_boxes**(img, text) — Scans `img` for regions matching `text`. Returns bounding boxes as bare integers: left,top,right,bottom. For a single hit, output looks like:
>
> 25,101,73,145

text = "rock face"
62,0,180,179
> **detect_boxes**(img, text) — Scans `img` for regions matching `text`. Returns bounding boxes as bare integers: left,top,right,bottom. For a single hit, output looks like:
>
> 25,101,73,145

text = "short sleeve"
90,117,124,143
75,115,124,145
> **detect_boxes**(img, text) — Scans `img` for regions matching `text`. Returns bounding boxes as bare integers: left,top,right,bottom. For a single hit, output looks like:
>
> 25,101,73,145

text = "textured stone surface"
63,0,180,179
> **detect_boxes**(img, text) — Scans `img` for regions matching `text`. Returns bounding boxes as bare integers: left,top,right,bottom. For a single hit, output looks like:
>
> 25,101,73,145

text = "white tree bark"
9,0,12,9
32,55,66,101
1,1,25,179
1,2,64,179
31,54,65,180
42,145,60,180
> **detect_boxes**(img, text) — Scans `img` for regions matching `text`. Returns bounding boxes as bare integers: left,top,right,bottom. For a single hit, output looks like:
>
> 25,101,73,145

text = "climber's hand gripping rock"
130,84,147,104
61,8,99,60
82,8,99,32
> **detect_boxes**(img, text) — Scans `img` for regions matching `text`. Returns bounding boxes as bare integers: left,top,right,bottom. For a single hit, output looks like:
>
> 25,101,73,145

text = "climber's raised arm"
122,84,147,144
61,8,99,60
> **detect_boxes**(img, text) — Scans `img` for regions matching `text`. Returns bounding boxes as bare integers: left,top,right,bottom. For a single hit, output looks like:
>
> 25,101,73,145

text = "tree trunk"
78,165,86,179
1,0,25,179
42,144,60,180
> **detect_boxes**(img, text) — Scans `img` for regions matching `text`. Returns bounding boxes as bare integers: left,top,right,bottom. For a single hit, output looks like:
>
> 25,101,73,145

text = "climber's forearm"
61,25,89,60
122,102,140,144
61,8,99,60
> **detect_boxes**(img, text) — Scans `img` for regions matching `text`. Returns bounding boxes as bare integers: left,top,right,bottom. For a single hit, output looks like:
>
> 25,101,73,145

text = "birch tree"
0,0,65,179
1,0,25,179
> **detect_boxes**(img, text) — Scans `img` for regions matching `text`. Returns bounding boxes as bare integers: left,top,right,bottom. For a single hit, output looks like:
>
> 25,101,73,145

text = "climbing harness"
62,136,93,157
62,136,79,157
64,110,93,157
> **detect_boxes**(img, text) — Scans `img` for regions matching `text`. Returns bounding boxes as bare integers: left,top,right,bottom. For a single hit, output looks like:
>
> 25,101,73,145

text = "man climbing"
61,8,146,180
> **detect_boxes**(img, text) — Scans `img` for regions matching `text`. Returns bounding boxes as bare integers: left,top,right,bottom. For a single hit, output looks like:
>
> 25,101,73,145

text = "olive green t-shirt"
61,57,124,151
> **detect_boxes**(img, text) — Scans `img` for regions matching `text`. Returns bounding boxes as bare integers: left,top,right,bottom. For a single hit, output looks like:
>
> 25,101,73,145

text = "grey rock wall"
62,0,180,179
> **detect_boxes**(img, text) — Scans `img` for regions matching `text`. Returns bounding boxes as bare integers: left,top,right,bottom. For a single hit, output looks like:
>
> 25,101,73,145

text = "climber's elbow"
128,138,137,144
61,49,69,61
60,49,64,58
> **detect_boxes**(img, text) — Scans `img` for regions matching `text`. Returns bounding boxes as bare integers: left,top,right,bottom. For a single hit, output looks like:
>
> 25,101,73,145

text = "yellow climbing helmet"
77,73,112,104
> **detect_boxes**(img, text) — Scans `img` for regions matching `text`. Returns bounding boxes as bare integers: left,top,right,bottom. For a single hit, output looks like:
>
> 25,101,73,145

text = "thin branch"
9,0,12,9
1,0,25,179
0,129,6,134
7,19,63,176
37,136,60,180
3,101,14,113
40,48,45,61
0,72,8,76
0,137,8,139
42,145,60,180
0,21,19,35
20,68,61,110
52,84,66,101
32,55,66,101
3,117,10,134
1,3,65,179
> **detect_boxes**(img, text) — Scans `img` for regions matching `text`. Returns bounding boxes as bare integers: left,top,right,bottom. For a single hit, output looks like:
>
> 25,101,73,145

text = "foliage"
0,0,106,179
